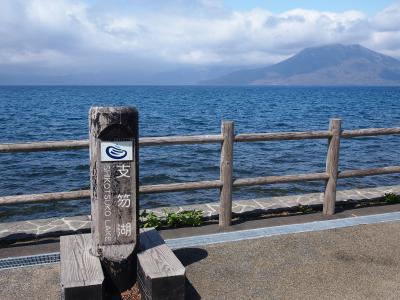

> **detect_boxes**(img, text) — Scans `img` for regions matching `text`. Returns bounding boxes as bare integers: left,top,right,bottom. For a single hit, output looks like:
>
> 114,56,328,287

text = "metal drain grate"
0,252,60,270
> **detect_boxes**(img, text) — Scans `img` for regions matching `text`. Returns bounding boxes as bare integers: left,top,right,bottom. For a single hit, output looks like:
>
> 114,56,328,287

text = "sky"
1,0,400,82
224,1,395,15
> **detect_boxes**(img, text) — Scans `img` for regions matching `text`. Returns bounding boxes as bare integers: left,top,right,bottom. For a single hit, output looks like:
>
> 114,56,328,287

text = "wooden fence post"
89,107,139,294
323,118,341,215
219,121,234,227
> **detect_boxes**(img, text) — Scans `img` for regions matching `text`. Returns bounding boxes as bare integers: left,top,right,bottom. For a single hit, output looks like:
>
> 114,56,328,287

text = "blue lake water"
0,86,399,222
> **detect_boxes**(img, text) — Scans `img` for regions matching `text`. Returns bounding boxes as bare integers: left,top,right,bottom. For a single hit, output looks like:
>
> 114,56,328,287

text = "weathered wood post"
89,107,139,293
219,121,234,227
323,118,341,215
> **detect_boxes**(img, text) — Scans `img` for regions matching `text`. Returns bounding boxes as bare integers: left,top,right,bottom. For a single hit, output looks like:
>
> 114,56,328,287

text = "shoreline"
1,184,399,245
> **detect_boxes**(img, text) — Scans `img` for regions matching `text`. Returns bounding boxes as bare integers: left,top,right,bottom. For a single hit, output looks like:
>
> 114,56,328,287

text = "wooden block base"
60,233,105,300
137,229,185,300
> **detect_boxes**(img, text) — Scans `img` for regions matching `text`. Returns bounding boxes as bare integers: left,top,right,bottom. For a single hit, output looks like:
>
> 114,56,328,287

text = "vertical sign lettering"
90,107,139,255
100,157,134,245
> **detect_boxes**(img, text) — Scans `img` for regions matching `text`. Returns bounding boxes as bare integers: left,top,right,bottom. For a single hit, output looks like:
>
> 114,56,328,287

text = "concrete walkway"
180,221,400,299
1,219,400,299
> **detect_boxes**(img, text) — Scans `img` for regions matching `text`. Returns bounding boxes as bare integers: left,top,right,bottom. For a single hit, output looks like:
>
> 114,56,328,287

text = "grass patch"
383,192,400,204
297,204,315,214
140,209,203,229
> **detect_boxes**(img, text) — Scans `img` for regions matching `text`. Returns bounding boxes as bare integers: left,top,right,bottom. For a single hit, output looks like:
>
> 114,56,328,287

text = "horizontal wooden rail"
0,180,222,205
139,180,222,194
0,173,329,205
338,166,400,178
0,140,89,153
0,166,400,205
140,135,223,146
0,135,223,153
1,165,399,206
0,190,90,206
1,127,400,153
233,172,329,187
235,131,331,142
1,123,400,214
341,127,400,138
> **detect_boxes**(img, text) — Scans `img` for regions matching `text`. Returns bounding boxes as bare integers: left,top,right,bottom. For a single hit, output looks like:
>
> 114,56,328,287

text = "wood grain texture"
0,180,222,206
60,233,104,300
89,106,139,254
233,172,329,187
138,228,185,300
100,244,138,293
139,180,222,194
0,190,90,205
342,127,400,138
3,166,400,206
0,135,222,153
89,107,139,293
338,166,400,178
219,121,234,228
323,119,341,216
0,140,89,153
1,127,399,153
140,134,223,146
2,121,400,213
235,130,331,142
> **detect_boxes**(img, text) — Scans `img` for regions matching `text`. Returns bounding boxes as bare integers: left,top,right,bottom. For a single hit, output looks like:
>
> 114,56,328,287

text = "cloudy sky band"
1,0,399,76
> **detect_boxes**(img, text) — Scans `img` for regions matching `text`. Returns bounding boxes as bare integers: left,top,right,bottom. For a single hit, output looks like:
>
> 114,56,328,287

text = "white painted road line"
166,211,400,249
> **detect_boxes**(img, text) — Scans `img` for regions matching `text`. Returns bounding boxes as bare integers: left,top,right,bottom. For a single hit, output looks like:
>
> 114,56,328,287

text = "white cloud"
0,49,72,66
0,0,399,75
25,0,87,29
372,3,400,32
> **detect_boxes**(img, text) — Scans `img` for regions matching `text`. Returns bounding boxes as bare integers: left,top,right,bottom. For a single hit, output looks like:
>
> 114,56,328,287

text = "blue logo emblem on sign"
105,145,128,160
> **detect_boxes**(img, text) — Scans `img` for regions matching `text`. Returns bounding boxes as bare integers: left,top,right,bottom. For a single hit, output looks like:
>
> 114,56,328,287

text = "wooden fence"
1,119,400,227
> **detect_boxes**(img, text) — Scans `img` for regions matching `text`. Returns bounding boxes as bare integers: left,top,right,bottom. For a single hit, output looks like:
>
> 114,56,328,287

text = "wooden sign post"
89,106,139,293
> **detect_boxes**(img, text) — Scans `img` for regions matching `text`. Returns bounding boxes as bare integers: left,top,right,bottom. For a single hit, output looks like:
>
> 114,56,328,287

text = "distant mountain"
199,44,400,86
148,66,241,85
0,66,240,85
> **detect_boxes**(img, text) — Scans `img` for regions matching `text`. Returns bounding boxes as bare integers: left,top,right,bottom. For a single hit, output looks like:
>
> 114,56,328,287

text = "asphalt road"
1,220,400,299
180,221,400,300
